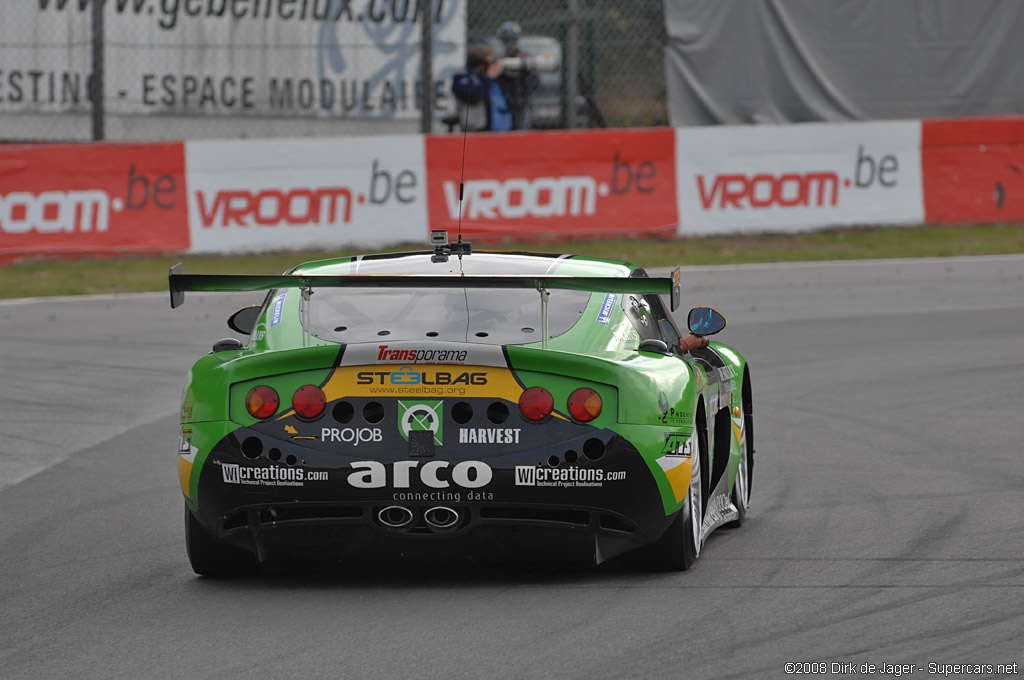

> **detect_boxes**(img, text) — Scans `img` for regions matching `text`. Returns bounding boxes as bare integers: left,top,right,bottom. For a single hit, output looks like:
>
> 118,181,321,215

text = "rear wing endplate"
169,263,682,311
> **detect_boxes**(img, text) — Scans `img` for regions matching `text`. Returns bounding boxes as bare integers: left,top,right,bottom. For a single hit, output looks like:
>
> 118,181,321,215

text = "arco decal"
347,460,493,489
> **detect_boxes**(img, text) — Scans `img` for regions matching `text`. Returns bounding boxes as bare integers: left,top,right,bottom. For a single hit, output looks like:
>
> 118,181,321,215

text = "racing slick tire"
725,372,753,529
185,505,258,577
725,404,751,528
650,434,704,571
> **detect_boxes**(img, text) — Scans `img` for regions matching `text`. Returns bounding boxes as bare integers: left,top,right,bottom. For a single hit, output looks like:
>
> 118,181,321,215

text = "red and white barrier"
426,128,678,241
186,137,426,253
674,121,924,235
921,118,1024,224
3,117,1024,261
0,142,188,261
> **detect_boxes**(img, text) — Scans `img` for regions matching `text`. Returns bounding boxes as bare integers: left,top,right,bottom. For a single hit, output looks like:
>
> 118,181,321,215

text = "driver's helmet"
497,21,521,45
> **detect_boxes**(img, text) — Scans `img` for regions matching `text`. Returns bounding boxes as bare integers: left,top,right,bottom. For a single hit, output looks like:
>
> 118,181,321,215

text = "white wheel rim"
735,406,749,511
690,452,702,556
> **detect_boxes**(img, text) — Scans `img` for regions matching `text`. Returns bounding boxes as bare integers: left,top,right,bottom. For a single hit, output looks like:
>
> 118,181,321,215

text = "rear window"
303,287,592,345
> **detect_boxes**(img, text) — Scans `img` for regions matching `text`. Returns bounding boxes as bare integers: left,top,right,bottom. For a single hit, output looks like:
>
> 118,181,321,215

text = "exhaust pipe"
377,505,415,532
423,506,461,532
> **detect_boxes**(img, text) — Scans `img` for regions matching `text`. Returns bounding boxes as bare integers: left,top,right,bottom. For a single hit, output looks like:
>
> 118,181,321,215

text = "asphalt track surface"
1,255,1022,679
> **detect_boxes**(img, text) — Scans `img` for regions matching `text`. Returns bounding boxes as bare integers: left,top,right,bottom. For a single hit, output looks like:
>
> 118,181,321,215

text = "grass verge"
1,223,1022,300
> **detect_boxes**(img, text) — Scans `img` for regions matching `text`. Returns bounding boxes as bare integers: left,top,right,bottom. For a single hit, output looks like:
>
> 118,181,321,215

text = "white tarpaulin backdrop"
665,0,1024,126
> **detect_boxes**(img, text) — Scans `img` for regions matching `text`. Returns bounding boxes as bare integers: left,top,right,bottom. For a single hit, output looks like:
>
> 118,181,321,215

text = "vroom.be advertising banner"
186,136,427,253
675,121,924,235
922,117,1024,224
0,142,189,261
425,129,678,240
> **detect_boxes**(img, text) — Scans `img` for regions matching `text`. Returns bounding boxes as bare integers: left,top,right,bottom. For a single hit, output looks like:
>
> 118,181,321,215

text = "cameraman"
495,21,538,130
451,44,513,132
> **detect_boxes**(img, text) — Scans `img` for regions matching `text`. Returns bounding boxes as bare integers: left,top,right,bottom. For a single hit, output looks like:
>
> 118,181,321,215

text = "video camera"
498,53,557,73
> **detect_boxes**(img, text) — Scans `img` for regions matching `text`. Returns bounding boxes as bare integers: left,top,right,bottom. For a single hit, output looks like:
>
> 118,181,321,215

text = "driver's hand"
679,334,709,352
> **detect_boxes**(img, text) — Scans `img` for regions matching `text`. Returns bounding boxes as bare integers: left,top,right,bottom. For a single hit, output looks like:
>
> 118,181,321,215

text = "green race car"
171,235,753,576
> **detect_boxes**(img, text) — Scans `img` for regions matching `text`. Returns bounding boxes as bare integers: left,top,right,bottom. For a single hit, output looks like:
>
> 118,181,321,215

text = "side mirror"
687,307,727,336
227,305,262,335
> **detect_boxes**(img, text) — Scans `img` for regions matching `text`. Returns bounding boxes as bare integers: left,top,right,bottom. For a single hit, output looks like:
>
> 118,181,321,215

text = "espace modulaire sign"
425,129,678,240
185,136,427,252
5,0,465,121
674,121,924,234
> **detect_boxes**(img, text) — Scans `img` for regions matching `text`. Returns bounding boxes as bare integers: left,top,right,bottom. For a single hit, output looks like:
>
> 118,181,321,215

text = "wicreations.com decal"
221,462,328,487
186,137,426,252
514,465,626,488
425,129,678,240
675,121,924,235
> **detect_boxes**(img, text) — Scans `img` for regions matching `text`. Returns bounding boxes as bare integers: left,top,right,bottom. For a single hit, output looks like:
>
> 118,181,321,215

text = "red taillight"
292,385,326,420
518,386,554,422
567,388,602,422
245,385,279,420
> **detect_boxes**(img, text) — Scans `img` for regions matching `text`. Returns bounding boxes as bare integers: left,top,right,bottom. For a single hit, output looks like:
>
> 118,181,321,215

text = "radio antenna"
429,99,473,268
456,105,470,249
453,103,472,273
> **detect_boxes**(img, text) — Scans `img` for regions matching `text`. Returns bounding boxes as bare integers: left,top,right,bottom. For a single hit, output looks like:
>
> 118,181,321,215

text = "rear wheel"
727,403,751,526
185,505,258,577
726,373,753,528
651,432,704,571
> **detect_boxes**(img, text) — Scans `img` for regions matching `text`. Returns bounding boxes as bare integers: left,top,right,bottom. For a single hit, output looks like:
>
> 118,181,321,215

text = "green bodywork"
178,252,748,521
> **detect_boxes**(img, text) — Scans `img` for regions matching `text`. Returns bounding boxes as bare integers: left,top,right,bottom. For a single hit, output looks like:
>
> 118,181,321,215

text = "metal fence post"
90,0,104,141
420,0,434,134
566,0,579,129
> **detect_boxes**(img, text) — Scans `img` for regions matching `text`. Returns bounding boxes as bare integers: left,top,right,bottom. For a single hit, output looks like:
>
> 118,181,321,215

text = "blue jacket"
452,70,513,132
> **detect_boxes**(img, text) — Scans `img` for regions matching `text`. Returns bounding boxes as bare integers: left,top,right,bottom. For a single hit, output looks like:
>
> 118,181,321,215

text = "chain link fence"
0,0,665,142
468,0,666,130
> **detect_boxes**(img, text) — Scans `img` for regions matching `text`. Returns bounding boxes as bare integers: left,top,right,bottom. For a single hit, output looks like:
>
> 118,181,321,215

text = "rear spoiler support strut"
537,282,551,349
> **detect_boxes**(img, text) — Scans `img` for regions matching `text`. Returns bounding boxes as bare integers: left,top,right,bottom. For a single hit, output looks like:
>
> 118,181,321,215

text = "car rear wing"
168,264,683,311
